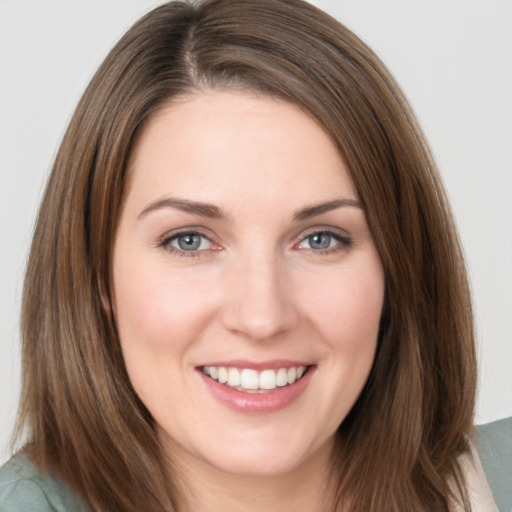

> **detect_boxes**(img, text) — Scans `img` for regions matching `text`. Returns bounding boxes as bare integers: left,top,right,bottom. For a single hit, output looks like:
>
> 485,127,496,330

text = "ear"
98,276,115,317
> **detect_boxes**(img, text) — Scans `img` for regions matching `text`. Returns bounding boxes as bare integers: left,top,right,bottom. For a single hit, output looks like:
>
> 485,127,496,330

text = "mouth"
200,364,312,393
197,362,315,414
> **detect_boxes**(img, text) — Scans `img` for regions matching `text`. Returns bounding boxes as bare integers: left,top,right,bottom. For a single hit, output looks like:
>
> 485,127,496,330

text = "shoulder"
0,454,88,512
453,438,498,512
474,416,512,512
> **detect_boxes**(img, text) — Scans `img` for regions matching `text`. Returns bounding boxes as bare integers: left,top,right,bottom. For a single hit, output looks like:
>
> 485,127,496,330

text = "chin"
183,428,335,479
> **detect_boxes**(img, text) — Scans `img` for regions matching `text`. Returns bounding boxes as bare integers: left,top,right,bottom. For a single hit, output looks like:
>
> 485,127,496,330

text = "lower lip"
198,367,315,414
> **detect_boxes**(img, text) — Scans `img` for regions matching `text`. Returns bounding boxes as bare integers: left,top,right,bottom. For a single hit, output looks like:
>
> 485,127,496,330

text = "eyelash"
158,229,218,258
158,227,353,258
294,228,353,255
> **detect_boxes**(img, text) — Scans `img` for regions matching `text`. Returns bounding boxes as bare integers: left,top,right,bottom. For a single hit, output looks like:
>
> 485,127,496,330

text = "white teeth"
218,367,228,384
240,369,259,390
227,367,241,387
202,365,308,392
276,368,288,387
259,369,277,390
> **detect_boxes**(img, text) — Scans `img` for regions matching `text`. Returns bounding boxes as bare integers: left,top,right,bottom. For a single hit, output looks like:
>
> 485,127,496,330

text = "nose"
221,252,300,341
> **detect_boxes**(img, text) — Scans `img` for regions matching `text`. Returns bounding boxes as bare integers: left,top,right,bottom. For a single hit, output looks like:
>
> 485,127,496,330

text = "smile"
201,366,308,393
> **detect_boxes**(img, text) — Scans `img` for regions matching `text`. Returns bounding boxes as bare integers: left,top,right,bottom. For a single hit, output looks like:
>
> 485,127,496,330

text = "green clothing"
0,455,87,512
475,416,512,512
1,418,510,511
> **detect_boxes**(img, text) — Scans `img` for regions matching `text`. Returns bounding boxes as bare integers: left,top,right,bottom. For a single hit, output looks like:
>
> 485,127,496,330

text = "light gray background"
1,1,511,464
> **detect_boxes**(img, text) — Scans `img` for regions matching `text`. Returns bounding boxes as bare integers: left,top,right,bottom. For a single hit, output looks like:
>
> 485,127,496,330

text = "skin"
112,90,385,511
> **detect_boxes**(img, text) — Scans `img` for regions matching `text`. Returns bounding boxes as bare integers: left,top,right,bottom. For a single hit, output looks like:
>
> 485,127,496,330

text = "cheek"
300,261,384,350
113,258,219,351
112,261,220,414
309,265,384,412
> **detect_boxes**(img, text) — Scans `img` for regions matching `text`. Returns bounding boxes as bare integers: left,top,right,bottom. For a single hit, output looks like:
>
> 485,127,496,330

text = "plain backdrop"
1,0,511,465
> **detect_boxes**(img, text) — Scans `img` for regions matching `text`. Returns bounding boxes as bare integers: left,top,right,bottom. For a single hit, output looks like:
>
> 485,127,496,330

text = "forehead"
125,90,358,211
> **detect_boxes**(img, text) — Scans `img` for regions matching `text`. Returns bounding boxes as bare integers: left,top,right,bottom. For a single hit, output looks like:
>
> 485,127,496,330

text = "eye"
159,231,216,256
296,229,352,253
171,233,211,251
302,232,335,250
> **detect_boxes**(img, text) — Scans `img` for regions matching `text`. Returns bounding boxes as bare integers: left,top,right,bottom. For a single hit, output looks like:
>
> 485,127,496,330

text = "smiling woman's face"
112,90,385,478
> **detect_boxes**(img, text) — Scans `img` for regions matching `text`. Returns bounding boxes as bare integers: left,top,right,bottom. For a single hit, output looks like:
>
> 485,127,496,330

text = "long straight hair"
15,1,476,510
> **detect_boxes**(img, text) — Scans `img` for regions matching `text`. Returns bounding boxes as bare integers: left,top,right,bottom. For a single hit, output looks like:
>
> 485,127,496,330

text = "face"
112,90,384,479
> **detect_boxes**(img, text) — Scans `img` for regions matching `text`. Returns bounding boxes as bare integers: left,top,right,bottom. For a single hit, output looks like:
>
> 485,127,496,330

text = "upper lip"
197,359,314,371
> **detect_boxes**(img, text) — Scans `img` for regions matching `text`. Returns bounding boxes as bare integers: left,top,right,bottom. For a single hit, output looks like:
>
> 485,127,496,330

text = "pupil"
310,233,331,249
178,234,201,250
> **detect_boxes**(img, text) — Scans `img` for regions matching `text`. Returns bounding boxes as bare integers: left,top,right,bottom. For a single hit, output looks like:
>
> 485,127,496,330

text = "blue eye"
306,232,334,250
297,230,351,252
166,232,213,252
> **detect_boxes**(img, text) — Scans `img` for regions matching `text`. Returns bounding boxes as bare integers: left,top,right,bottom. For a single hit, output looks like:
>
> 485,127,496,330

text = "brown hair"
15,0,476,510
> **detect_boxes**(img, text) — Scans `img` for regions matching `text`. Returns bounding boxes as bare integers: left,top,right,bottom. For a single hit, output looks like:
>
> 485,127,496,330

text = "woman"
0,0,503,510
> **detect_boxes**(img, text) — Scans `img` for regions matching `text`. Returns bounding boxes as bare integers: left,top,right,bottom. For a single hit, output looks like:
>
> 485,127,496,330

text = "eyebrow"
138,197,230,220
138,196,362,221
292,198,363,221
